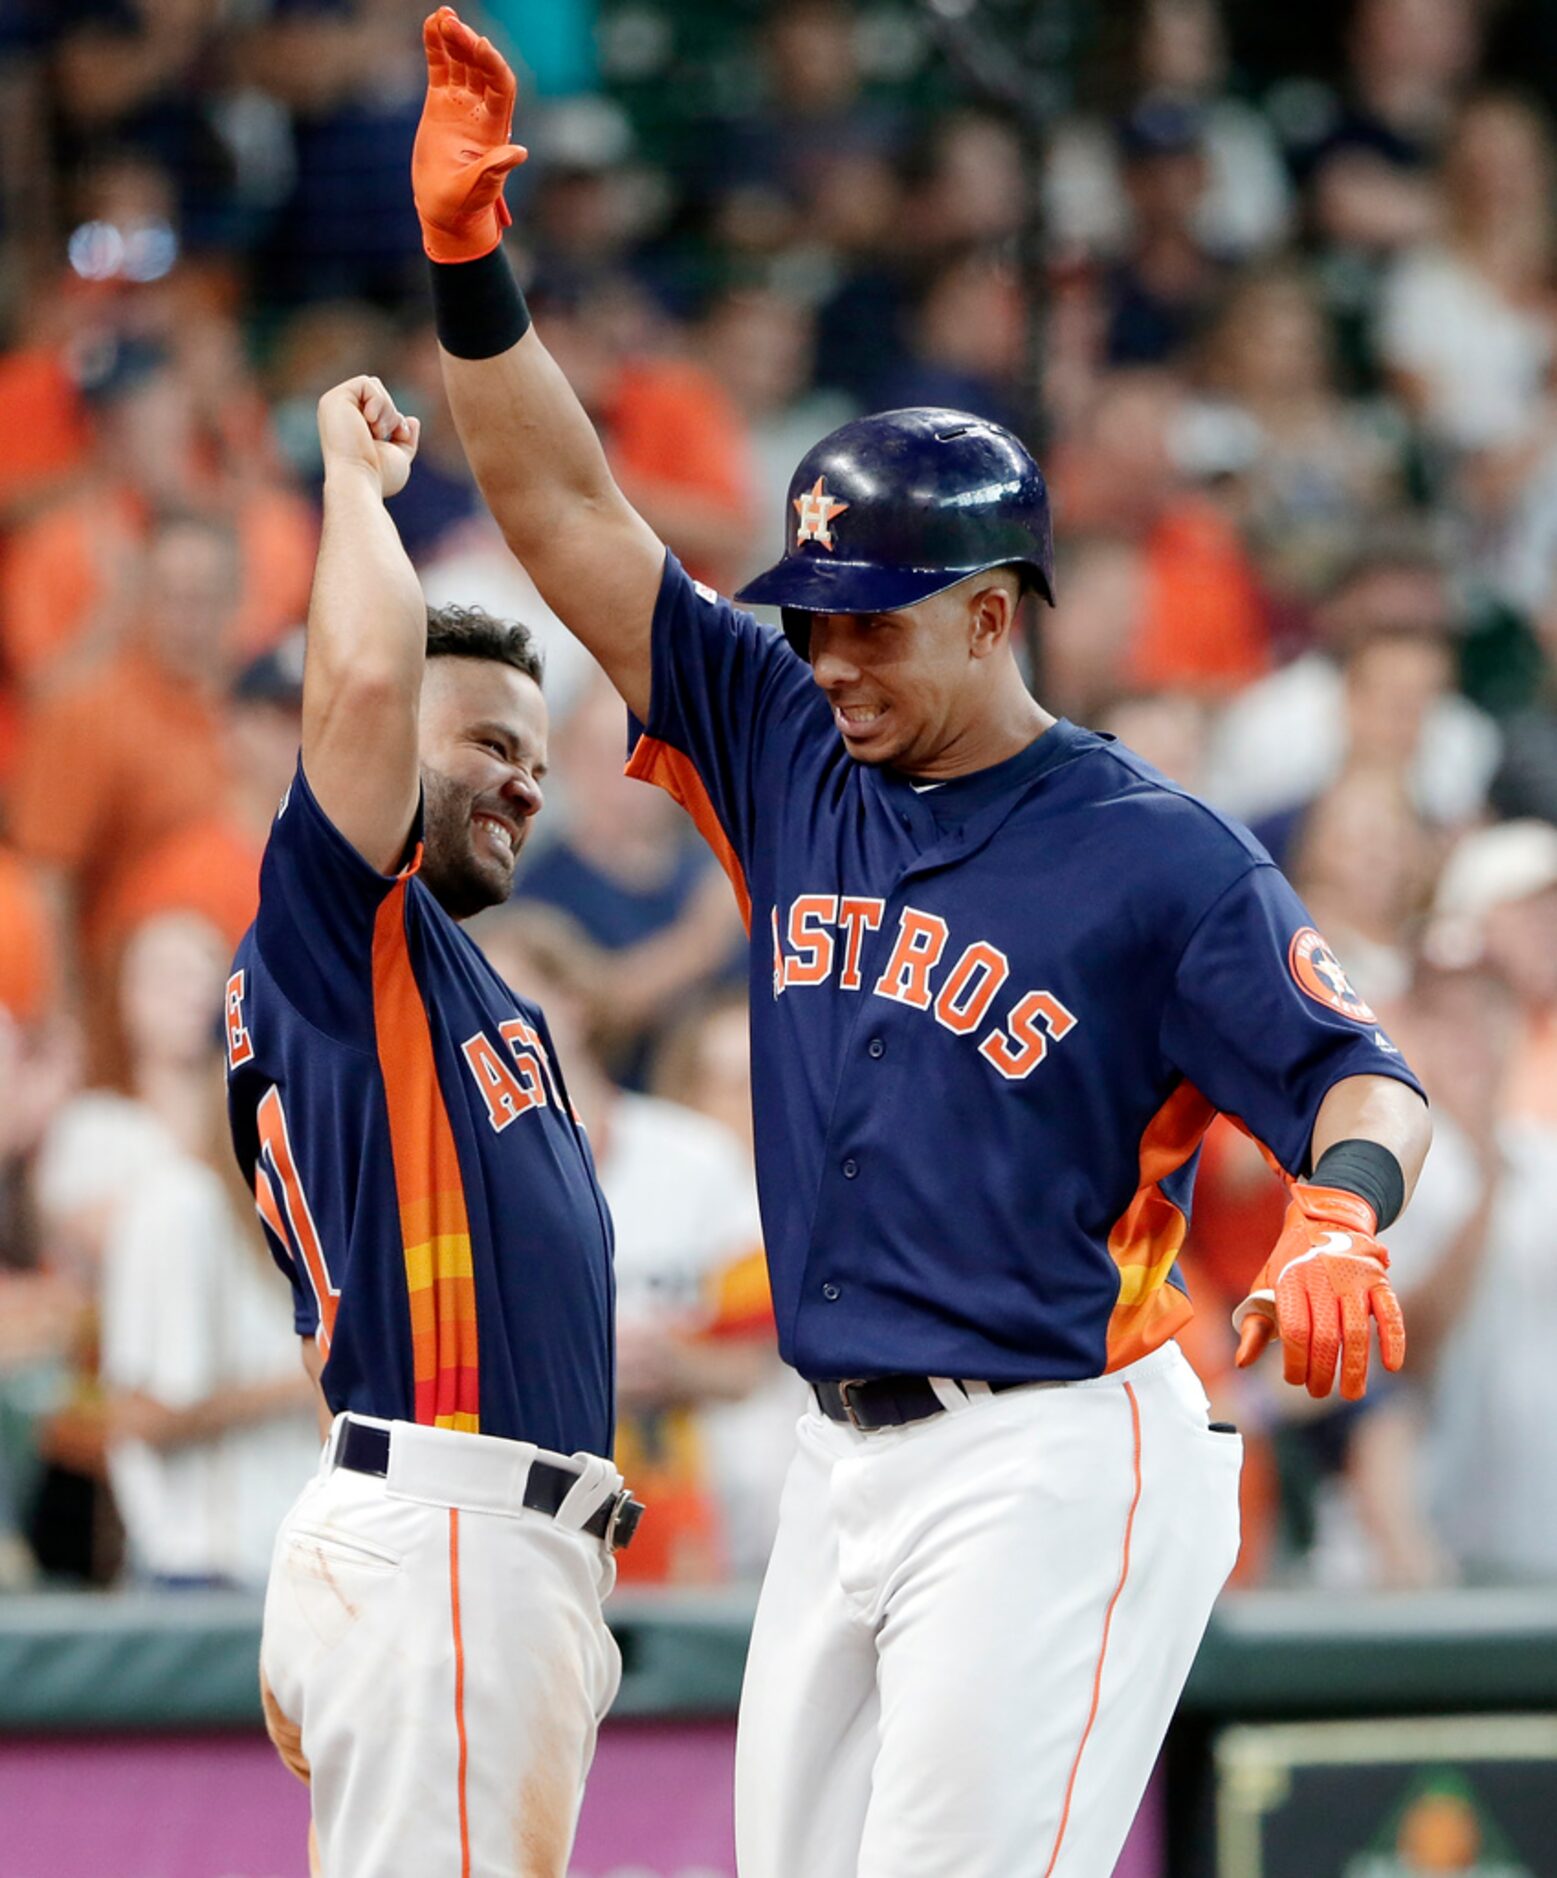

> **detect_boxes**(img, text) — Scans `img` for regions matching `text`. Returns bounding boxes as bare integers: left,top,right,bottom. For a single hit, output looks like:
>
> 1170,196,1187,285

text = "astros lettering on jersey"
626,553,1423,1386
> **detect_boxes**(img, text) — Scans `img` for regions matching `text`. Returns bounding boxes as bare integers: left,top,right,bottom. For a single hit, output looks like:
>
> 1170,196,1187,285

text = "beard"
418,767,522,920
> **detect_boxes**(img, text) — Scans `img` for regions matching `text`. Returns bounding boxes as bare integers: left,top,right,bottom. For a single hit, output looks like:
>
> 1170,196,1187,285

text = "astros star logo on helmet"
794,475,848,551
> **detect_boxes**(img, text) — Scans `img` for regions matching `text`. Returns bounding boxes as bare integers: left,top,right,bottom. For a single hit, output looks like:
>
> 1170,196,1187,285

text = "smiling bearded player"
406,14,1432,1875
226,375,641,1878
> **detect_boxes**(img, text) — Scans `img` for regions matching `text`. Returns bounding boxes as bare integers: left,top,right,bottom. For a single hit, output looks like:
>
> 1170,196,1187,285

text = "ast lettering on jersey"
772,894,1079,1082
462,1017,564,1132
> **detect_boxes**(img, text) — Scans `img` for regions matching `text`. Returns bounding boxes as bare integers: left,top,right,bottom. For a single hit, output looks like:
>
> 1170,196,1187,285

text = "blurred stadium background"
1,0,1556,1873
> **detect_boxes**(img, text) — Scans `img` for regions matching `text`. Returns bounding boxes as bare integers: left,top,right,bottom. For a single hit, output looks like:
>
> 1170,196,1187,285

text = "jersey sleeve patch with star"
1158,861,1421,1177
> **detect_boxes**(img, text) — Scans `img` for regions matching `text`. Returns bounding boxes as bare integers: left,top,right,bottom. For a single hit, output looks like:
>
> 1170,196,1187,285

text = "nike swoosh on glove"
1233,1183,1406,1402
414,7,529,263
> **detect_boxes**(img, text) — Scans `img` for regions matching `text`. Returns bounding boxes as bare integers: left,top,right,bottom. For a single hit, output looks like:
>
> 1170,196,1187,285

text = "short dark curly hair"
425,603,544,688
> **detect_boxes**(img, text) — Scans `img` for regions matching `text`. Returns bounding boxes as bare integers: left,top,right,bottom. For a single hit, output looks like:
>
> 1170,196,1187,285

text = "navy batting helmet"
734,407,1055,654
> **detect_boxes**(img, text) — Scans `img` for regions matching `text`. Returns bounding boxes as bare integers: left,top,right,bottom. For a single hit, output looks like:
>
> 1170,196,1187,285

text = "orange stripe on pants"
450,1508,471,1878
1040,1381,1144,1877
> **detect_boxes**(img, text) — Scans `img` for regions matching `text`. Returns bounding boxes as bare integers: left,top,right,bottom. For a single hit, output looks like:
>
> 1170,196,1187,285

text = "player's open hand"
317,377,420,500
413,7,528,263
1233,1183,1406,1402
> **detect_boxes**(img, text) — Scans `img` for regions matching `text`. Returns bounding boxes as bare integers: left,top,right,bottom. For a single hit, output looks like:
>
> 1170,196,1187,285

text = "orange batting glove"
413,7,528,263
1233,1184,1406,1403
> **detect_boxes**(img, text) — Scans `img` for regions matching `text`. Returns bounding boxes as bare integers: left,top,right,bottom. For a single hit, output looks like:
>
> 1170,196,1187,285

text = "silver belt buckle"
603,1490,645,1554
838,1379,873,1432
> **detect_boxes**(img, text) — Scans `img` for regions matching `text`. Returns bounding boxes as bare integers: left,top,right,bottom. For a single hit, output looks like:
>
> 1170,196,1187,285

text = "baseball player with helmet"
410,15,1432,1872
225,374,642,1877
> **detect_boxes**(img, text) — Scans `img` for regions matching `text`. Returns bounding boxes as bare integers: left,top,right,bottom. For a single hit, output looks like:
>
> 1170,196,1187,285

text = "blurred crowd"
0,0,1555,1598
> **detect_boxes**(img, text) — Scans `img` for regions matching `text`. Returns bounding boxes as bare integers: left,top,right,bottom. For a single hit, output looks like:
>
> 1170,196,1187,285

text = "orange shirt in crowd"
613,1243,774,1587
0,846,55,1022
0,347,90,521
97,814,263,957
0,484,317,688
605,357,756,594
1130,500,1271,695
8,648,233,954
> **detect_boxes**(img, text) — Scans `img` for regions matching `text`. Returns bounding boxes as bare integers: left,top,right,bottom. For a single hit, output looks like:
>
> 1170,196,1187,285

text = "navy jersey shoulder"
226,762,614,1455
627,552,1423,1385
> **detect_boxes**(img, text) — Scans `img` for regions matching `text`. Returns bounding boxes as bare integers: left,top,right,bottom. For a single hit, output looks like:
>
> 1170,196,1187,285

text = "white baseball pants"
260,1416,623,1878
734,1342,1241,1877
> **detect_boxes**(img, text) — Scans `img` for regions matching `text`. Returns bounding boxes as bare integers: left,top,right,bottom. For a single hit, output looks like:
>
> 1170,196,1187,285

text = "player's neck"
903,691,1055,783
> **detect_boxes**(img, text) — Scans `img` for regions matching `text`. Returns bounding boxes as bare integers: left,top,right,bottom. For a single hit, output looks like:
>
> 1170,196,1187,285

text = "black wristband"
429,248,531,360
1311,1138,1406,1231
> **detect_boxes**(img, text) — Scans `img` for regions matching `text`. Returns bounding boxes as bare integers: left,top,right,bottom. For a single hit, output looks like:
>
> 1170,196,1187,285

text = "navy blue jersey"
627,553,1424,1384
226,763,614,1456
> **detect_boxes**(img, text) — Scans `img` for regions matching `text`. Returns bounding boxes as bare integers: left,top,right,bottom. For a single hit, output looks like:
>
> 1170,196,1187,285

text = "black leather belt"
813,1374,1032,1431
333,1418,645,1552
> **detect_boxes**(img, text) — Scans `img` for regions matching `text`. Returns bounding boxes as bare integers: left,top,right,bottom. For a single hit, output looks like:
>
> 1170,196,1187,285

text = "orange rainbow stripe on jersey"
626,736,752,934
373,876,481,1432
1103,1079,1217,1370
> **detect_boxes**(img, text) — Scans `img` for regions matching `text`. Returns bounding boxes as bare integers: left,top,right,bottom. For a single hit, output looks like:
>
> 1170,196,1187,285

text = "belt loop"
553,1452,621,1532
927,1377,971,1414
322,1412,348,1473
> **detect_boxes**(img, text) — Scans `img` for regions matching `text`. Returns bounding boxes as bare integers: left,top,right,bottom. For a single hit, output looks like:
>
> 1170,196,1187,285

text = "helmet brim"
735,554,1053,615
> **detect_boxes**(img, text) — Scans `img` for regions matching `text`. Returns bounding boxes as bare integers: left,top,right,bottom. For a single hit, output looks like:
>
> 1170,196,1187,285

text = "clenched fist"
317,376,421,500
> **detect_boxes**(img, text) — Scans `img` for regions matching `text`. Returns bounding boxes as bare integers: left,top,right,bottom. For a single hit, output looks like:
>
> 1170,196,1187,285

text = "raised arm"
303,376,426,872
413,7,662,720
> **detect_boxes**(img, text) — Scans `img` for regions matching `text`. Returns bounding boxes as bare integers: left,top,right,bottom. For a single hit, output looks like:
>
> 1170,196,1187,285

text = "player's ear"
967,579,1016,660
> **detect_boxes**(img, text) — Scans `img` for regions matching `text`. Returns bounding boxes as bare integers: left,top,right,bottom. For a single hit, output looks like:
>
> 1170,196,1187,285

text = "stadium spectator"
1051,369,1271,692
96,628,305,956
370,320,483,563
513,94,645,290
874,246,1026,435
703,0,905,238
1284,764,1437,1005
1094,688,1211,792
1046,0,1292,264
1041,532,1150,721
1103,96,1232,367
1379,92,1557,495
244,0,429,306
651,987,804,1582
8,511,240,1002
1204,535,1500,829
51,0,251,252
0,339,314,692
1196,265,1406,604
513,666,744,1078
1387,825,1557,1581
474,906,780,1585
99,1050,318,1591
1292,0,1481,260
519,275,759,594
699,284,857,586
